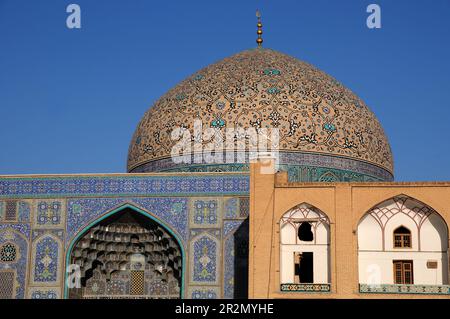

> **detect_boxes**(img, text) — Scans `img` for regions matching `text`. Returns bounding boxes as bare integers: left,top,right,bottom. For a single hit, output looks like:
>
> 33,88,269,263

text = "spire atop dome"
256,10,263,47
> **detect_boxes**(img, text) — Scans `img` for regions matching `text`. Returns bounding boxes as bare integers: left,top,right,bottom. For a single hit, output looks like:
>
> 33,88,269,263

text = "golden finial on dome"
256,10,263,47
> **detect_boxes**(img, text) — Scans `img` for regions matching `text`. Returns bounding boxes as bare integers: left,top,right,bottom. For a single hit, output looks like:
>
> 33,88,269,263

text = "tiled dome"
127,48,393,180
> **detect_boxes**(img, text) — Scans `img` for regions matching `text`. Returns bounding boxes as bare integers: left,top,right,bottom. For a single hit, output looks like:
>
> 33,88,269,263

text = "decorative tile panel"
28,287,60,299
191,199,220,227
31,235,62,285
18,201,30,223
223,236,235,298
359,284,450,295
34,200,65,228
191,234,219,284
66,198,188,246
0,228,28,298
224,198,239,219
189,286,219,299
0,175,249,198
280,283,331,292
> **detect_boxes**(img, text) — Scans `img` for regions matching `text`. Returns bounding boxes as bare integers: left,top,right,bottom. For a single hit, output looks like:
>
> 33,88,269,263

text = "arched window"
280,203,330,287
393,226,411,248
298,222,313,242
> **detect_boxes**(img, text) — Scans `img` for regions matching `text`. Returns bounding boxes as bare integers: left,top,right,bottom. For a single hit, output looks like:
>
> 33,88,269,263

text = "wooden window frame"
393,260,414,285
393,226,412,249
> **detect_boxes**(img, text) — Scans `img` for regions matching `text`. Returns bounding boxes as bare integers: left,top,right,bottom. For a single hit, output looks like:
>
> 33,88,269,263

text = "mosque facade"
1,42,449,299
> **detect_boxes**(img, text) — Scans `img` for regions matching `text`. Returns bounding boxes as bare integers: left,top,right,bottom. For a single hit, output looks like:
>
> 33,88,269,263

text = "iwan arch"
64,203,186,299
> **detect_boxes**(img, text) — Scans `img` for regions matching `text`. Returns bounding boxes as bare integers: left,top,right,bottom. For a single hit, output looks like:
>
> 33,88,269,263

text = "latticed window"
5,201,17,221
0,243,17,262
0,270,15,299
393,260,413,284
130,270,145,295
393,226,411,248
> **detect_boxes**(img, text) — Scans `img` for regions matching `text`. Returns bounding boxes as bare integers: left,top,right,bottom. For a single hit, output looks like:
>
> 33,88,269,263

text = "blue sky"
0,0,449,181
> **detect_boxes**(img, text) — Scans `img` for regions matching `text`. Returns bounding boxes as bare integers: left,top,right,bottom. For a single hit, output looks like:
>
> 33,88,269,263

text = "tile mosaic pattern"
18,201,30,223
28,287,60,299
359,284,450,295
66,197,188,245
191,199,219,227
223,235,235,298
32,235,61,284
0,174,249,299
128,49,393,175
190,287,219,299
0,175,249,198
280,283,331,292
0,227,28,298
191,234,219,284
131,151,392,182
35,200,65,228
224,198,239,219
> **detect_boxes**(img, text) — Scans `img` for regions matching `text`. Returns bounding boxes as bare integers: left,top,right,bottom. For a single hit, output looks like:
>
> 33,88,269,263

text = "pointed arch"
280,202,330,245
279,202,331,286
393,225,412,248
357,194,448,251
357,194,449,286
64,203,186,299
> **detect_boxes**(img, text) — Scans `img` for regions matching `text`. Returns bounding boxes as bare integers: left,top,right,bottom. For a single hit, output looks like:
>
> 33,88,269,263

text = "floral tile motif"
28,287,60,299
191,234,219,284
18,201,31,223
0,223,30,240
34,200,65,228
32,235,61,284
359,284,450,295
191,199,220,227
0,175,249,198
0,173,249,299
223,236,235,298
224,220,244,238
127,49,393,177
224,198,239,219
189,286,219,299
32,229,64,241
0,228,28,298
66,198,188,246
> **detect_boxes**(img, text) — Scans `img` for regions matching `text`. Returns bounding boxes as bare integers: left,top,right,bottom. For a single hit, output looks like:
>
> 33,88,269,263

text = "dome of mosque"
127,48,393,181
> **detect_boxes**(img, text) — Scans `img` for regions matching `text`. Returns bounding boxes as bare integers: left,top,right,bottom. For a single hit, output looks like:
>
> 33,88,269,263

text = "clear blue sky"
0,0,449,181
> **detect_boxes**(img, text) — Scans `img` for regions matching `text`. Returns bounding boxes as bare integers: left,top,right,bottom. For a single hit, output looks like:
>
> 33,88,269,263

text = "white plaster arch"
357,195,449,285
280,203,331,285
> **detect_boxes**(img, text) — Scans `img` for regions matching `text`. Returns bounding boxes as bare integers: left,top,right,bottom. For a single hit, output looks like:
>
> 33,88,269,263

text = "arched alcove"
65,205,184,299
279,203,331,287
357,195,449,286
